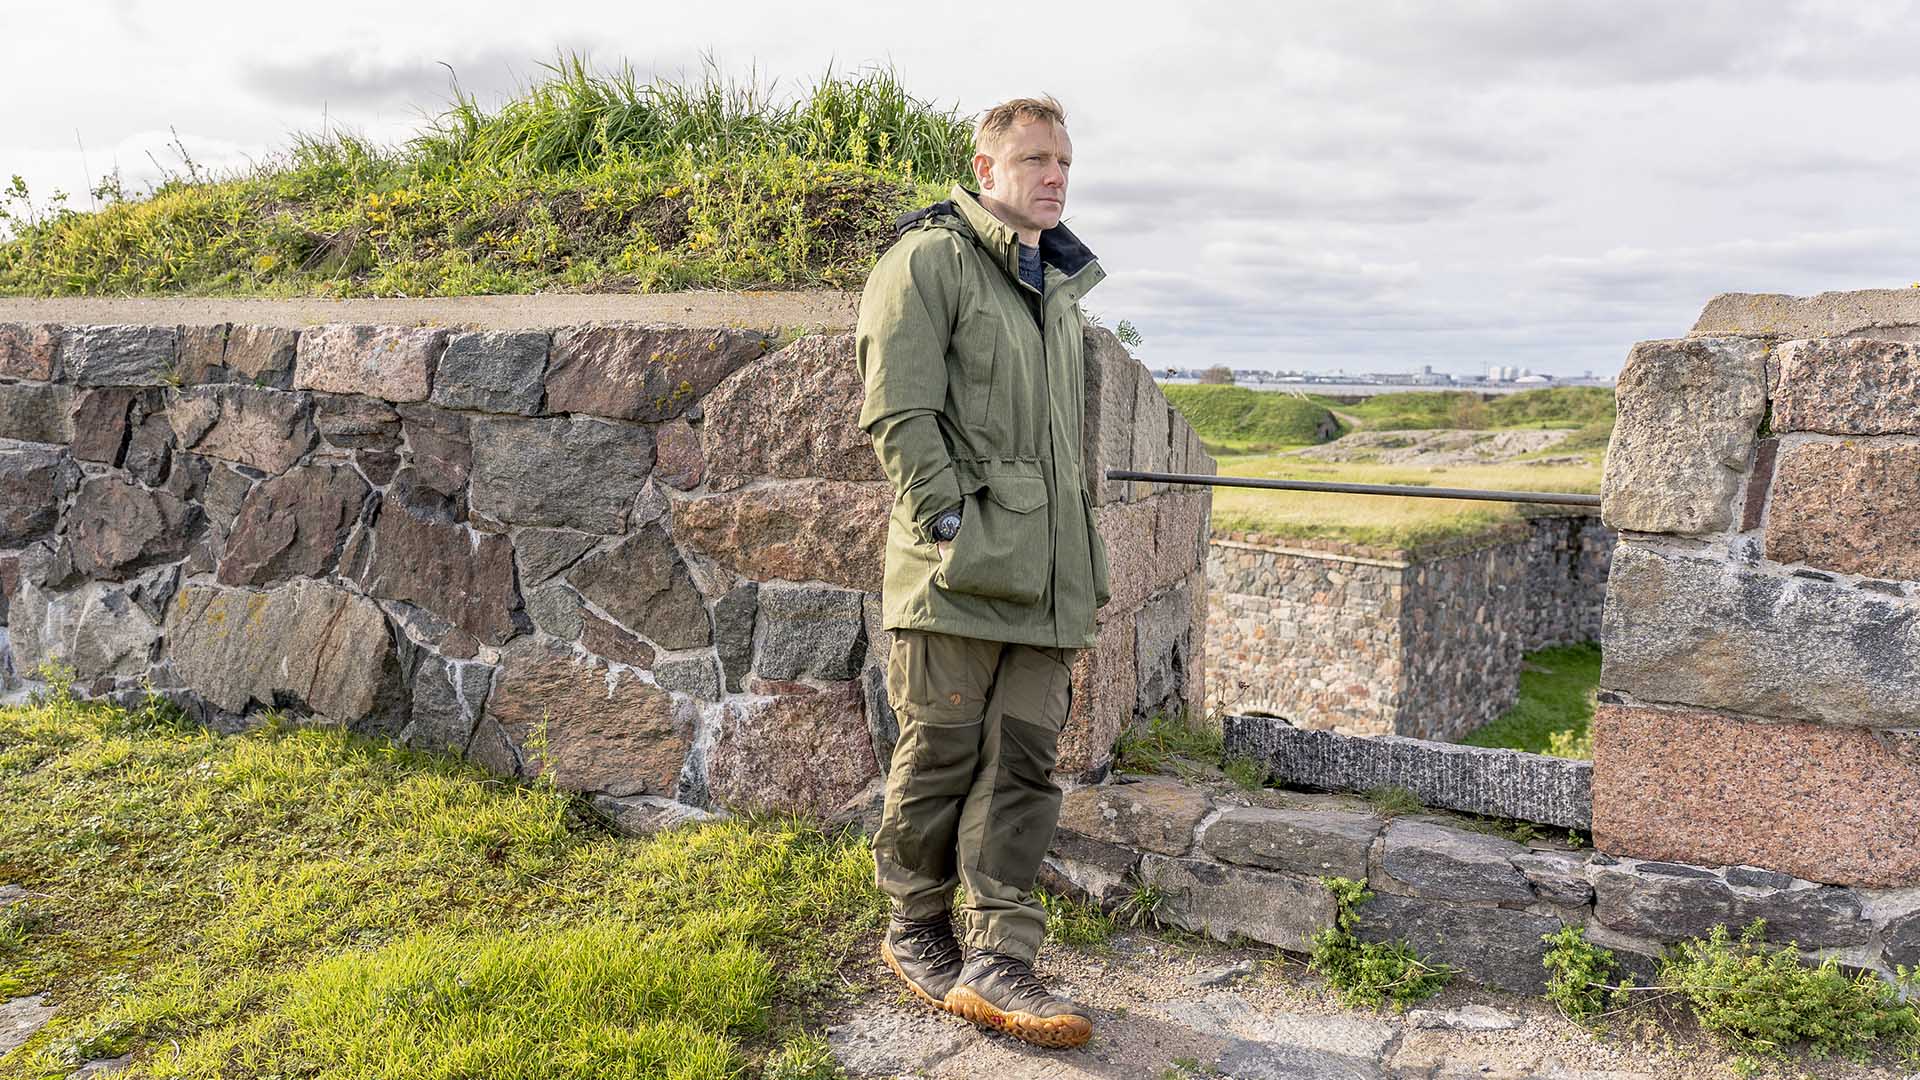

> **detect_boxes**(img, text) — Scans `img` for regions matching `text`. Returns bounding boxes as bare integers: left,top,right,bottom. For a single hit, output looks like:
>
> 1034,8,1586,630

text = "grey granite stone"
403,654,494,755
1140,852,1335,952
654,654,721,700
1601,544,1920,728
1379,819,1536,903
1513,849,1594,907
1198,806,1380,881
61,325,179,386
753,583,866,681
1591,860,1869,947
1353,894,1562,993
1224,714,1592,829
431,330,549,414
714,582,758,693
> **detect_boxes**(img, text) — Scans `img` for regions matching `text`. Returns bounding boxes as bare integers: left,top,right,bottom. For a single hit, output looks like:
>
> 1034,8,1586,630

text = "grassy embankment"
0,56,967,297
0,680,883,1079
1163,384,1615,550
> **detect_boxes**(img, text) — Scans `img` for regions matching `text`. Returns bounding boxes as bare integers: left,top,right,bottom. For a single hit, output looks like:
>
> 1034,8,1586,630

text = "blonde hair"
973,95,1068,157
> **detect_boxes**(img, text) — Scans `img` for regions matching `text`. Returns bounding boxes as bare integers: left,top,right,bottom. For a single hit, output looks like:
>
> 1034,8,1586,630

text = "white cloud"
2,0,1918,375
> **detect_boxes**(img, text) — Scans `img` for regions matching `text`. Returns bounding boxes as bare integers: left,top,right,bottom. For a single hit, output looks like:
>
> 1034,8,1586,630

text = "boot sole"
880,938,958,1014
943,986,1093,1049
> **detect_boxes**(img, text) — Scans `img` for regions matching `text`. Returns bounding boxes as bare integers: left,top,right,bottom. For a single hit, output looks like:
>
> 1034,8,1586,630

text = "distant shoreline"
1154,378,1616,398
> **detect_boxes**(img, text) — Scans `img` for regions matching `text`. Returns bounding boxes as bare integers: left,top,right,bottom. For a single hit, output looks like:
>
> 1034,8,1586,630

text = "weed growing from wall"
1307,877,1451,1009
1542,920,1920,1066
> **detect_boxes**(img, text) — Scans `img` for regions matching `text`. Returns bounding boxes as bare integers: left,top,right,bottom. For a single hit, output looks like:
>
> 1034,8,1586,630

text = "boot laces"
976,950,1054,1007
894,916,963,968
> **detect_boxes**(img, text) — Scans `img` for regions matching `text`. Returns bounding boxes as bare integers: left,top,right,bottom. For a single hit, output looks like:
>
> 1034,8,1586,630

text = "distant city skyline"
4,2,1918,376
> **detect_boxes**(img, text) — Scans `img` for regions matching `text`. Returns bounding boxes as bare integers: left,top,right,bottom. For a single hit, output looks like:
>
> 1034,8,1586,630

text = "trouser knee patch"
976,714,1062,888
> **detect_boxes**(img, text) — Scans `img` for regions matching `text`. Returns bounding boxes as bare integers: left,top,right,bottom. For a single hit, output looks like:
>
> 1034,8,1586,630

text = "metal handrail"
1104,469,1602,508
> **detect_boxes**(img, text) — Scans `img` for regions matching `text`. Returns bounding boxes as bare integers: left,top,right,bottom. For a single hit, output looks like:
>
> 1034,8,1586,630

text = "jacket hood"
892,184,1101,286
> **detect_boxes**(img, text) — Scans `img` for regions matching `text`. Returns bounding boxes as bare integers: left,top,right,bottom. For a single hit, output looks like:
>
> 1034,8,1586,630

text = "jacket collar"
945,184,1101,286
890,185,1106,303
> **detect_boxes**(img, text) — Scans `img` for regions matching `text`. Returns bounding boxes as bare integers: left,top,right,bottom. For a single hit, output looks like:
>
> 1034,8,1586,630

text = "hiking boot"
880,912,965,1009
944,946,1093,1049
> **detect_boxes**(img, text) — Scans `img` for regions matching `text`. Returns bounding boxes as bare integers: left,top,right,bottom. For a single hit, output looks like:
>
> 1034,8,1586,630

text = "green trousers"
872,628,1076,963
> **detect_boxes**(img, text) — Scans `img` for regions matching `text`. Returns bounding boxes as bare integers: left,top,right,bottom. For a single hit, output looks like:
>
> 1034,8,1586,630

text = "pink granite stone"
1592,702,1920,888
670,479,889,593
293,324,446,402
1764,441,1920,580
1770,337,1920,435
0,323,60,381
705,680,877,817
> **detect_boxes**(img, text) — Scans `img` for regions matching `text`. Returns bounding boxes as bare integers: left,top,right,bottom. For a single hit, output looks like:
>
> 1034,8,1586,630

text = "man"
854,95,1111,1050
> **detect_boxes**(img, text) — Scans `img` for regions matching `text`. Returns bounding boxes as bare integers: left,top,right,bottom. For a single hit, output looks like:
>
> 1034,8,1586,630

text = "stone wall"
0,295,1210,819
1206,515,1612,740
1596,289,1920,890
1043,769,1920,992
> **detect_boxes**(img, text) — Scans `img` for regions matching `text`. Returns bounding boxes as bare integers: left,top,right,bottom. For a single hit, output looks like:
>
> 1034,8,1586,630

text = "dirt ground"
1284,429,1578,468
826,927,1920,1080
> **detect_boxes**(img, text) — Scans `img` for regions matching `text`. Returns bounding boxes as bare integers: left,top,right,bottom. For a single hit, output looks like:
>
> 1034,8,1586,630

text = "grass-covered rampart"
0,56,966,297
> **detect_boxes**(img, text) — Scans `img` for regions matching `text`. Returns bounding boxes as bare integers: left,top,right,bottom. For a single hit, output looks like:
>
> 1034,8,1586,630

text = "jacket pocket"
938,473,1050,605
1083,487,1111,608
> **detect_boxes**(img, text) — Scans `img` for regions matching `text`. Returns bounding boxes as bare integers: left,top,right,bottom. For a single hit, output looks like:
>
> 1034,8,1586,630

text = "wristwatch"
930,506,963,543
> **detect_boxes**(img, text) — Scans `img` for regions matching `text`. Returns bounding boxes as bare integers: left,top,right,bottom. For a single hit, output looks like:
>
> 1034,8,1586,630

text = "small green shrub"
1307,877,1451,1009
1113,710,1224,776
1543,920,1920,1063
1542,924,1637,1022
1111,875,1168,930
1662,921,1920,1061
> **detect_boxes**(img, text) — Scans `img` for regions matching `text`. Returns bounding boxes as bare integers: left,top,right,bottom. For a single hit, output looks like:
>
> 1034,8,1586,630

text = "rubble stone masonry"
0,295,1212,818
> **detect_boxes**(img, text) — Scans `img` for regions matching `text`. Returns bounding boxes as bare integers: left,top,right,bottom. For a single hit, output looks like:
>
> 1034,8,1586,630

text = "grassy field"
0,56,963,297
1307,387,1614,433
1171,385,1613,548
1459,643,1603,759
0,680,887,1079
1206,455,1603,550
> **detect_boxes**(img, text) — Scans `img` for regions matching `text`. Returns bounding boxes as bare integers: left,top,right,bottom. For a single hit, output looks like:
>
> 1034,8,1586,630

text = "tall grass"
408,54,972,181
0,53,971,296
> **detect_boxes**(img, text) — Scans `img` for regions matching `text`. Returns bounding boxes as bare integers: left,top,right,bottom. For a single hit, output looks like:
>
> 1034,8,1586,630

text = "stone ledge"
0,290,859,333
1222,714,1592,829
1690,289,1920,339
1046,772,1918,986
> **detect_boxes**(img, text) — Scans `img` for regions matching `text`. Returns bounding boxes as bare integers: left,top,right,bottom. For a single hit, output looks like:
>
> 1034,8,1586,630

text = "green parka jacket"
856,183,1111,650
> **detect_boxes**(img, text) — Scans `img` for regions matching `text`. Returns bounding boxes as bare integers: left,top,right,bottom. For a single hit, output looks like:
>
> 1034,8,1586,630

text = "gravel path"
827,929,1920,1080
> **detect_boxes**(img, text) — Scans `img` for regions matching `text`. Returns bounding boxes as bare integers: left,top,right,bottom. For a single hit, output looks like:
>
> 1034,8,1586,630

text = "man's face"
975,118,1072,235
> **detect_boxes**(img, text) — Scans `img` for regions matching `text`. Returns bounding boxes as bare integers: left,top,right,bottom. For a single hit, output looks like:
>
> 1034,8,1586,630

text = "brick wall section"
1596,289,1920,888
0,301,1211,816
1206,516,1611,740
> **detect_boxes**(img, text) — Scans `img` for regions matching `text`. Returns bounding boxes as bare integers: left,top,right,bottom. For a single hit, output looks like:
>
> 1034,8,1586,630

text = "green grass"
1207,453,1602,550
0,682,887,1078
1112,710,1224,776
1303,386,1615,433
1160,385,1341,454
0,54,967,297
1038,890,1117,950
1459,642,1602,759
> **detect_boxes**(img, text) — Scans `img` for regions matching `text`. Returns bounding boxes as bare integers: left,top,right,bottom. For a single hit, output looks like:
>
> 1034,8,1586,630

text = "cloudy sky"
5,1,1918,377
